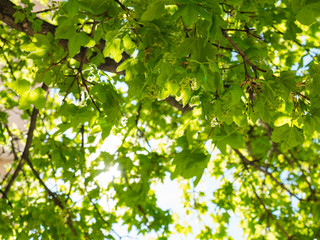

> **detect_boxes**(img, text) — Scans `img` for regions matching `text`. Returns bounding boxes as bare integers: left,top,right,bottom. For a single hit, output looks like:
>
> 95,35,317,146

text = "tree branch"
289,150,314,195
233,148,301,200
25,155,77,236
2,107,39,197
0,0,55,35
0,0,198,114
4,125,18,161
0,0,127,74
0,125,20,186
250,184,291,239
113,0,127,11
260,120,314,195
221,28,266,74
223,28,263,40
165,96,193,114
1,50,16,81
0,189,13,208
2,84,48,197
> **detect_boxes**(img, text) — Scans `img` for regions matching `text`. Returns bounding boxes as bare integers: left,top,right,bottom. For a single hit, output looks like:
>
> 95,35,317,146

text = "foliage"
0,0,320,239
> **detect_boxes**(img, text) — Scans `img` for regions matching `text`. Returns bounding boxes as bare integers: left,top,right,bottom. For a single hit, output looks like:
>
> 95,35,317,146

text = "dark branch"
0,0,127,74
0,0,194,113
165,96,193,114
2,83,48,197
0,0,55,35
2,107,39,197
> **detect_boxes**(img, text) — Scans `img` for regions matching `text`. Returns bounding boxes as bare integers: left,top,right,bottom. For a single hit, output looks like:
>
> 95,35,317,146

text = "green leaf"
199,63,208,82
8,79,31,95
103,38,122,63
180,85,191,106
13,11,25,23
3,0,320,238
141,0,164,21
291,0,305,12
68,32,95,57
271,124,304,150
63,0,79,18
116,58,138,73
19,87,46,110
122,35,135,50
78,0,108,15
32,19,43,33
180,4,199,25
276,71,297,99
176,37,196,58
212,124,245,150
295,2,320,26
55,17,76,39
304,115,320,134
172,149,209,186
222,85,244,106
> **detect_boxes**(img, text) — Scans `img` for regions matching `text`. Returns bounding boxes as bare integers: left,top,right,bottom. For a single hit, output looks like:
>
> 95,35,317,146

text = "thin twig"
233,148,301,200
223,28,263,40
79,20,97,70
182,19,190,38
63,75,78,102
221,28,266,73
135,103,142,126
80,125,85,150
2,51,16,81
211,43,234,51
81,73,101,113
4,125,18,160
32,7,58,14
135,103,152,150
219,3,255,15
260,120,314,193
250,184,291,239
113,0,127,11
0,189,13,208
76,21,101,112
0,125,20,185
86,189,110,226
289,150,314,194
25,155,77,236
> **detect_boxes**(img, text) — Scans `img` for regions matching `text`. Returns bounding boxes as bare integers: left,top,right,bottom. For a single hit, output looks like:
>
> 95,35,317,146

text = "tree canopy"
1,0,320,239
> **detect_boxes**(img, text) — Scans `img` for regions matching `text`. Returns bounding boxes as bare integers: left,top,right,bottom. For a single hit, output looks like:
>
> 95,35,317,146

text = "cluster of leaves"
0,0,320,239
